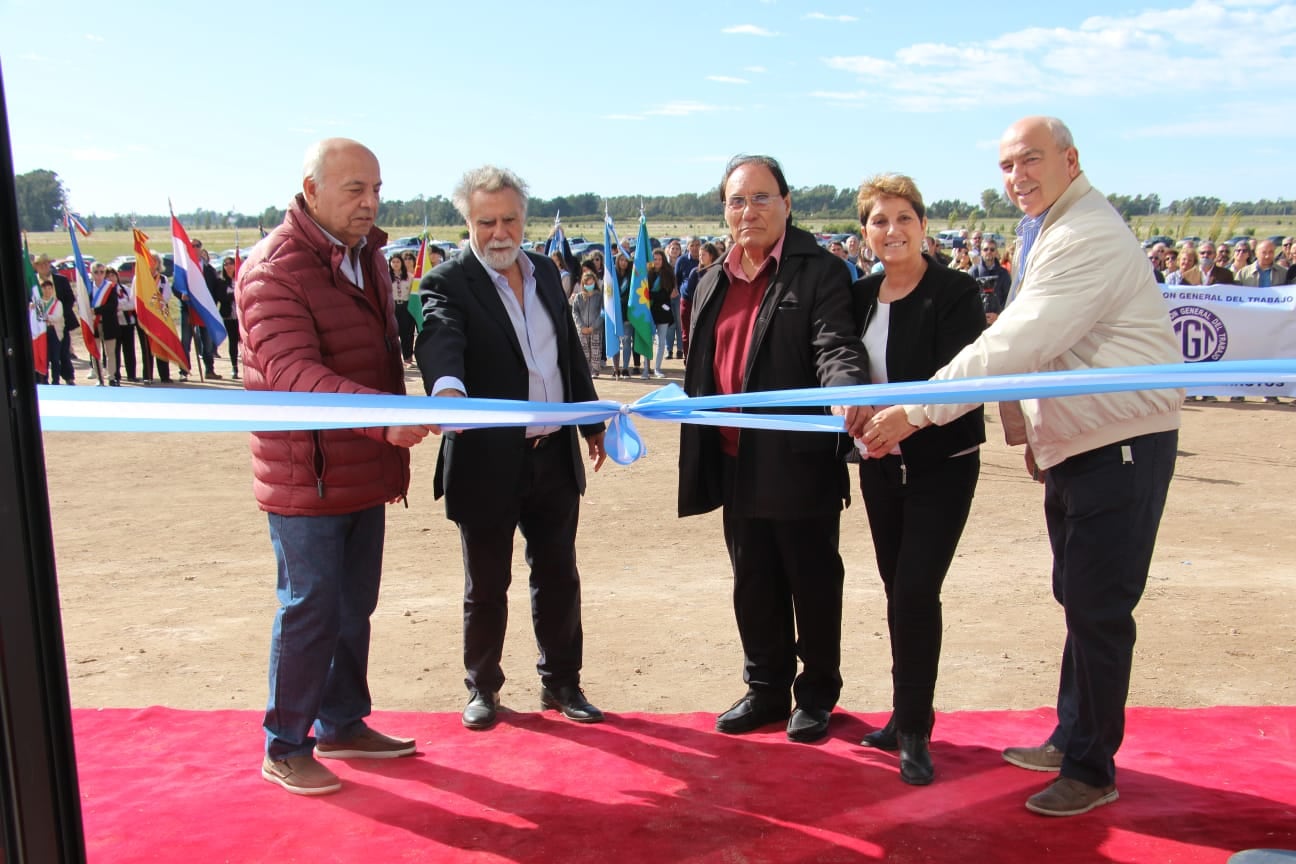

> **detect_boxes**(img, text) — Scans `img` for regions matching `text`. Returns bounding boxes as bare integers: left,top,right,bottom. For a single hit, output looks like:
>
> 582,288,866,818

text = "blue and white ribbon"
36,359,1296,466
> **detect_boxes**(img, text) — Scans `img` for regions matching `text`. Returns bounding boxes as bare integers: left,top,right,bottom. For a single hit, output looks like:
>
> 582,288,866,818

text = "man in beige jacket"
860,116,1181,817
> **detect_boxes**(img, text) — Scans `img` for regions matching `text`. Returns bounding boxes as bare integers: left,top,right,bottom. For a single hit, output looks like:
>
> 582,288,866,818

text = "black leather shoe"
540,685,604,723
786,707,831,743
898,732,934,786
715,692,791,735
860,710,935,751
461,690,499,730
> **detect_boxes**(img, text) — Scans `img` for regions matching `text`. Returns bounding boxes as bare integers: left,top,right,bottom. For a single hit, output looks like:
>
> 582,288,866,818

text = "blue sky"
1,0,1294,218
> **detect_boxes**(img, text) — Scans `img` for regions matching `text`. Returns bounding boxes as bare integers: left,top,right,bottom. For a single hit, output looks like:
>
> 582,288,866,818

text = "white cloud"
744,65,767,73
818,0,1296,112
84,34,104,42
67,148,118,162
722,24,778,36
644,101,725,117
804,12,858,22
603,114,644,121
707,75,749,84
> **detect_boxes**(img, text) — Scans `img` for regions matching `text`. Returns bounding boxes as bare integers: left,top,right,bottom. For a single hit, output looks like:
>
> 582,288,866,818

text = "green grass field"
22,214,1296,262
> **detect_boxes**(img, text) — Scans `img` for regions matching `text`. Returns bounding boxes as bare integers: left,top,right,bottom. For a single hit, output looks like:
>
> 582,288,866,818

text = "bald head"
999,115,1081,217
301,138,381,248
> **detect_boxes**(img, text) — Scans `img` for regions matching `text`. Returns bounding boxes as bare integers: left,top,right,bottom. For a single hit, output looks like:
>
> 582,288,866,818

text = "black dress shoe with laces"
715,692,791,735
462,690,499,730
898,732,934,786
860,710,935,751
786,707,832,743
540,685,604,723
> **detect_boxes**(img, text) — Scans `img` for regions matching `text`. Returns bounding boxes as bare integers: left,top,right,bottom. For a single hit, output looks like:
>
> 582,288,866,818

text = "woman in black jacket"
647,247,675,378
851,173,986,786
216,257,241,379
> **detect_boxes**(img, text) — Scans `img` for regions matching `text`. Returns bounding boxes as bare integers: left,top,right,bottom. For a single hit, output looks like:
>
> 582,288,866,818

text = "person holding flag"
89,262,122,385
601,209,625,378
32,254,79,384
626,210,656,379
64,210,103,382
132,235,186,384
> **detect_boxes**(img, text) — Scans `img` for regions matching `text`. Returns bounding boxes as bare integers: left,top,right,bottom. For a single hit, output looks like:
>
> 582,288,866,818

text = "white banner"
1164,285,1296,397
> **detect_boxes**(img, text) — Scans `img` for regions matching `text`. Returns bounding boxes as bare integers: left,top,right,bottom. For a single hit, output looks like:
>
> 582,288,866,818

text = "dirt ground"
43,356,1296,719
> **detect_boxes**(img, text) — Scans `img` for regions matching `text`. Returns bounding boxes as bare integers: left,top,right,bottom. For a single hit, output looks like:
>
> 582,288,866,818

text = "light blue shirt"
1009,209,1050,304
434,250,561,438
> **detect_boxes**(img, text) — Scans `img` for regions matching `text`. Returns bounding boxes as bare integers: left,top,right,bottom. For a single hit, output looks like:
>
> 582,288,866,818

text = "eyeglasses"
726,193,777,211
1201,251,1215,257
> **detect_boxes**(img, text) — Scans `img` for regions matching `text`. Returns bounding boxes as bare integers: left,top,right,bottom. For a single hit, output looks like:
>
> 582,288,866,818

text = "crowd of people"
22,116,1285,829
29,242,243,386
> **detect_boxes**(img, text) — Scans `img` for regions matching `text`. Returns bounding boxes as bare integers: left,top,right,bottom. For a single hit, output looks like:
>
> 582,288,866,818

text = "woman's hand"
860,405,919,458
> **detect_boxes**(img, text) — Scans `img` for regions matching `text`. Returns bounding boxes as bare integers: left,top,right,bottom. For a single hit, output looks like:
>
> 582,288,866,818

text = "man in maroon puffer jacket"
237,138,434,796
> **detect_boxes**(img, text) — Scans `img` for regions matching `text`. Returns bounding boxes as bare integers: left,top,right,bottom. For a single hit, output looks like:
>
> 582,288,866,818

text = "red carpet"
73,706,1294,863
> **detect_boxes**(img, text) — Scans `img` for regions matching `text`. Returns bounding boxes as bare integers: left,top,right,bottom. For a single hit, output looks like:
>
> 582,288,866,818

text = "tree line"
13,168,1296,234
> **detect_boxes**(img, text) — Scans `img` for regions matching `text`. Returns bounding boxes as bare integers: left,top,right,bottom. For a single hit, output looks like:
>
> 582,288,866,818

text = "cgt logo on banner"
1163,285,1296,397
1169,305,1229,362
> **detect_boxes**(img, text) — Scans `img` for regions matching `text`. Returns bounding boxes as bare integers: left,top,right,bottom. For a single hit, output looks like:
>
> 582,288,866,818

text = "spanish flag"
132,228,188,370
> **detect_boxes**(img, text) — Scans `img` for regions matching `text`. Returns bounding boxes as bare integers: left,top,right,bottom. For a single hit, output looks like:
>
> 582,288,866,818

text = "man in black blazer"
679,154,870,744
415,165,607,731
33,254,80,384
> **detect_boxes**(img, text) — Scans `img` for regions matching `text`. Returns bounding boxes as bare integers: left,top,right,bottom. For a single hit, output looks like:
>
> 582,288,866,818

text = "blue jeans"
264,505,385,760
668,295,682,354
653,323,669,372
619,333,641,370
47,327,70,384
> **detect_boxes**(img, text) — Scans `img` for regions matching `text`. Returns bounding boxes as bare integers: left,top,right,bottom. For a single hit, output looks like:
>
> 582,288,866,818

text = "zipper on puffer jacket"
312,430,326,498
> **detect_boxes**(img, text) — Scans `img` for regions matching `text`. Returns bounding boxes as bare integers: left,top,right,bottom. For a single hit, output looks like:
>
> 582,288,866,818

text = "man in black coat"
679,154,869,744
415,165,607,732
33,254,79,384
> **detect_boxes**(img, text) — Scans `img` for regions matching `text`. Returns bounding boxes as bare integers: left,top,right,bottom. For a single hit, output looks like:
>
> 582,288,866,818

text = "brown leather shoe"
1025,777,1118,816
314,726,416,759
261,754,341,796
1002,741,1064,771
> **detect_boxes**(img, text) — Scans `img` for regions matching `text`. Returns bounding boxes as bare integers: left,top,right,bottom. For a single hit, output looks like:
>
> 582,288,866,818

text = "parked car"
936,229,967,249
1141,235,1175,249
1225,235,1253,247
380,236,422,257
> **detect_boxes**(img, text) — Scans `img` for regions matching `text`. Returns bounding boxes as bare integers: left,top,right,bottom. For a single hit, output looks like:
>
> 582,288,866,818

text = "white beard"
479,242,519,271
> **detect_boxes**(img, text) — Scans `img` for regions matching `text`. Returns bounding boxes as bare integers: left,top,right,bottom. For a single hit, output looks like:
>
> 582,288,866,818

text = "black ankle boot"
861,709,935,751
861,714,899,751
898,732,934,785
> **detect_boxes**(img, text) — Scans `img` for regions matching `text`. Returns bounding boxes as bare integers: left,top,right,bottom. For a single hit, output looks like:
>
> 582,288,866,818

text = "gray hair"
301,137,373,185
1039,117,1075,151
452,165,529,221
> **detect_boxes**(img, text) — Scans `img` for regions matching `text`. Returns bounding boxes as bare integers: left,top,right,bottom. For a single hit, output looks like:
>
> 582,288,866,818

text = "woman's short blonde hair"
857,173,926,224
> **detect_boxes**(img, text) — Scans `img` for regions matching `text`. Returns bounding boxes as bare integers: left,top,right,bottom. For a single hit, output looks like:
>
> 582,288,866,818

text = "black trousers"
223,317,240,373
395,305,415,362
857,451,979,731
116,322,137,380
1043,430,1177,788
721,456,845,712
456,438,584,695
